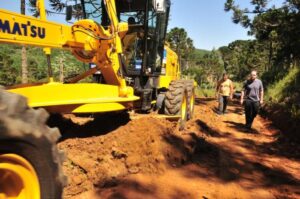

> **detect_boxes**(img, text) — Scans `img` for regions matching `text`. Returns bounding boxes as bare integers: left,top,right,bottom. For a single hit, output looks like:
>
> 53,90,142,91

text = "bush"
266,66,300,104
263,66,300,141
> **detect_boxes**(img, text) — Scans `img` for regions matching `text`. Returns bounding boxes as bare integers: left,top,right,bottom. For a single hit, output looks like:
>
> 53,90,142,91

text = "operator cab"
80,0,170,77
79,0,171,111
117,0,170,77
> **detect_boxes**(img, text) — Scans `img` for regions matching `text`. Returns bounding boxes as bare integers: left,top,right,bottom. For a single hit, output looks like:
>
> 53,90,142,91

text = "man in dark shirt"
240,70,264,129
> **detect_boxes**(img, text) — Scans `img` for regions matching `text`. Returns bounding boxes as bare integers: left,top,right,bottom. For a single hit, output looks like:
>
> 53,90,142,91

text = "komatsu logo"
0,19,45,39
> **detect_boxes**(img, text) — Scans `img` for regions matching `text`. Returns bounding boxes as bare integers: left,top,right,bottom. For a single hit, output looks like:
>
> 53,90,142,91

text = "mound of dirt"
53,99,300,199
57,115,196,198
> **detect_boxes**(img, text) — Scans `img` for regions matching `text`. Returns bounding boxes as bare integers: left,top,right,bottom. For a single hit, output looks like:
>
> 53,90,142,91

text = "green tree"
224,0,300,83
166,27,195,69
29,0,85,19
218,40,269,81
182,48,224,87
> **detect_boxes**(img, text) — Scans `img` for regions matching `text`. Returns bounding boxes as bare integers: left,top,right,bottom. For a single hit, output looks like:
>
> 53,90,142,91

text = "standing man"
216,73,234,115
240,70,264,129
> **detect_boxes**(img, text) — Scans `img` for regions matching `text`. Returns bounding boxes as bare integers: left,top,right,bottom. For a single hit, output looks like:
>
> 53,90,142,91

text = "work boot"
217,111,223,115
245,123,252,130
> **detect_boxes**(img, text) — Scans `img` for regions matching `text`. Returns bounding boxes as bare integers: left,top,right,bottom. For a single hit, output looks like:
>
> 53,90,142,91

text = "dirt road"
54,98,300,199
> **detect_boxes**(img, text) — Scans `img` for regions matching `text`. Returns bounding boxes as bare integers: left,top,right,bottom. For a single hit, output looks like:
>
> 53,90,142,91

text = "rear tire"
0,89,66,199
164,80,188,130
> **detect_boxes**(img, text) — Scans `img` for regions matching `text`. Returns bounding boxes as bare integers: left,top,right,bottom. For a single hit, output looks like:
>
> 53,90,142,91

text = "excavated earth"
49,98,300,199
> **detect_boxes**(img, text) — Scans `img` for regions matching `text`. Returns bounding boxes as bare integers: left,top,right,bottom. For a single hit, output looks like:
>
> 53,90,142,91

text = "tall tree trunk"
178,56,182,72
21,0,28,83
59,57,64,82
185,60,189,70
267,40,273,72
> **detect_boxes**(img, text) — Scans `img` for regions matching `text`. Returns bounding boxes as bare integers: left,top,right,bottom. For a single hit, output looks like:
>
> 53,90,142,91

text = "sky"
168,0,284,50
2,0,284,50
168,0,253,50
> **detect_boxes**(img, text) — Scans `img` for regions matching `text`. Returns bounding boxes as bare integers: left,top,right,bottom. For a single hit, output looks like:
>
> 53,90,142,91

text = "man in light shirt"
216,73,234,115
240,70,264,129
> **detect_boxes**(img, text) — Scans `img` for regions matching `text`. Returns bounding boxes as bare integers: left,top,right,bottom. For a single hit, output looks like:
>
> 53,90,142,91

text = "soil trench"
52,98,300,199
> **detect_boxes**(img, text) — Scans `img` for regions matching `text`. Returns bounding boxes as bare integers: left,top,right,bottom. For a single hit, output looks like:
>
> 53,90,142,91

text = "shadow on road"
98,127,300,198
47,111,130,142
162,132,300,189
196,120,227,137
224,121,260,134
96,178,192,199
195,97,215,105
160,99,300,195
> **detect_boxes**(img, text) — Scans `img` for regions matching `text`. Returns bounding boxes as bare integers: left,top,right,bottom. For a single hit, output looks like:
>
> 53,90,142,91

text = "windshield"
81,0,147,25
80,0,170,75
82,0,102,21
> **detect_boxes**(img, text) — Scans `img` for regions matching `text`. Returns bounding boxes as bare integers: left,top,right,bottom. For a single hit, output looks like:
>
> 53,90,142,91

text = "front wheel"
0,89,66,199
164,80,188,130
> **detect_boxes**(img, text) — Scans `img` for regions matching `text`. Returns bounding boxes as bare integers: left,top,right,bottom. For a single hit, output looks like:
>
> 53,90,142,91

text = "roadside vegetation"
0,45,87,85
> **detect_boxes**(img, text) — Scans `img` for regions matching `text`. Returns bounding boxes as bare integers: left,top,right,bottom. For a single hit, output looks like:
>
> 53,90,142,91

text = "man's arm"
259,81,264,104
240,91,244,105
240,81,246,105
260,90,264,104
230,80,234,99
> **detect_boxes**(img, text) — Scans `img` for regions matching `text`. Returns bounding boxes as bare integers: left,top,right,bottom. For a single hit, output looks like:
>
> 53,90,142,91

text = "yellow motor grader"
0,0,195,198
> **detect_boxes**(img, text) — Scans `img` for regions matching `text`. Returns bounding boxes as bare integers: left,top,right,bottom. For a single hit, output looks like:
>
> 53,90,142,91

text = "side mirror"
153,0,167,13
66,5,72,21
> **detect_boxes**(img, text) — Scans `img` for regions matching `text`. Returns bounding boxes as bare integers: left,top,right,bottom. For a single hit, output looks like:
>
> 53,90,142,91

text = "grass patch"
263,66,300,141
233,82,243,91
266,66,300,104
196,87,215,98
